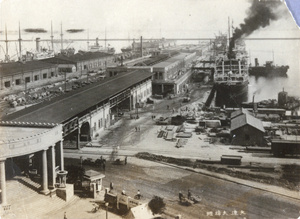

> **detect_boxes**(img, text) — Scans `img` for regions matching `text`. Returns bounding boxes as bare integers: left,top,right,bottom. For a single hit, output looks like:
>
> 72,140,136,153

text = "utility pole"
135,90,139,119
64,70,67,91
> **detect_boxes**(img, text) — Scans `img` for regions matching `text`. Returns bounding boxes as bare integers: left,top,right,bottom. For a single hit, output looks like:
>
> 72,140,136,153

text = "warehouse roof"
67,51,113,62
231,113,265,133
0,60,56,77
152,53,190,68
230,108,252,119
42,56,76,65
1,70,152,124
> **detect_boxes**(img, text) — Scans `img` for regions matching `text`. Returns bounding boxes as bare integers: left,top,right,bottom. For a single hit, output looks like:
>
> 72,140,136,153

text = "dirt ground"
75,82,300,192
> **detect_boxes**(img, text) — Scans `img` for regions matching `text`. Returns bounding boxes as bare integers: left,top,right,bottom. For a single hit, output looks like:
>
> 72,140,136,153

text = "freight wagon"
271,139,300,157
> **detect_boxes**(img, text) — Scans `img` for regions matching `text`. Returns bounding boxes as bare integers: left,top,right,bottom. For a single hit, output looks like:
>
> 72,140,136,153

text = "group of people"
179,189,192,201
109,182,141,199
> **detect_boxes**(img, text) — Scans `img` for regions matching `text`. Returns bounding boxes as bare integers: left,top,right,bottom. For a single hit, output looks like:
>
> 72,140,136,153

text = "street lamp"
105,202,109,219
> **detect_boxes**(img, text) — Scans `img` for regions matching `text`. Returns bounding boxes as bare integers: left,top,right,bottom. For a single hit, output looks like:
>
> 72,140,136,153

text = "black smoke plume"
66,29,84,33
228,0,281,59
24,28,47,33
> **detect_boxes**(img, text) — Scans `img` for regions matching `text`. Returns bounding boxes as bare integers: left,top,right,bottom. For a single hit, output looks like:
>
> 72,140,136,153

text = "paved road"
65,157,300,219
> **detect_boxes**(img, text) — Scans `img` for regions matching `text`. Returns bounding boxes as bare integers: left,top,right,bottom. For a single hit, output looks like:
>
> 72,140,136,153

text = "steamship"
214,39,249,108
249,58,289,77
89,38,115,54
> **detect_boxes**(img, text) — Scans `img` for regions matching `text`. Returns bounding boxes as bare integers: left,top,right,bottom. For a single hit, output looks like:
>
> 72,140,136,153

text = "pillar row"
41,149,49,195
50,145,56,189
60,141,64,171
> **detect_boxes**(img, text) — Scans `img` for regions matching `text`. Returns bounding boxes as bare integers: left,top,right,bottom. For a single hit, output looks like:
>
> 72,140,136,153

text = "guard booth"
83,170,105,198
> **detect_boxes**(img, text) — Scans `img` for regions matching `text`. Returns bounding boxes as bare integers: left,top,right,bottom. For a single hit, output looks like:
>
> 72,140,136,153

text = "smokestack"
36,38,41,52
229,1,281,57
140,36,143,58
255,58,259,67
96,37,99,46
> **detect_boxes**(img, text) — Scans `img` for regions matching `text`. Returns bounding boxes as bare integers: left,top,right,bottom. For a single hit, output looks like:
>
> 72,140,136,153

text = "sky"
0,0,299,39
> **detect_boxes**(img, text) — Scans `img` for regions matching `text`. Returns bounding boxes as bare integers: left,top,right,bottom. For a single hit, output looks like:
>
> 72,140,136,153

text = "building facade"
231,113,265,146
0,61,58,89
151,52,196,96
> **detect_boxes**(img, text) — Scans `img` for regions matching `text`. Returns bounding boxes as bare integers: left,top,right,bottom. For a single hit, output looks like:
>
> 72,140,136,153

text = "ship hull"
249,66,289,77
215,81,248,108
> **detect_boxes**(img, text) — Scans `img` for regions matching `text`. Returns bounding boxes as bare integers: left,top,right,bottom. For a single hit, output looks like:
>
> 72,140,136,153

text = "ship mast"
87,29,89,51
60,22,63,51
50,21,54,51
228,17,231,49
5,24,9,62
104,27,107,49
18,22,22,61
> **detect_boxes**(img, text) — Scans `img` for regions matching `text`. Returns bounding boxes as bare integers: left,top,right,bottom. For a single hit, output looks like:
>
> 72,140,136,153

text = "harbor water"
0,32,299,103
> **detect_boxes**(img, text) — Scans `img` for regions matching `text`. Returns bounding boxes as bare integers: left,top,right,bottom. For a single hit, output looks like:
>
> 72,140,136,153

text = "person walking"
110,182,114,191
187,189,192,200
125,156,127,165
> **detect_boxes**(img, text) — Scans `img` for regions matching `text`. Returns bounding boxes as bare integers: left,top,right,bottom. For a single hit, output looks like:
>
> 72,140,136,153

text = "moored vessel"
249,58,289,77
214,40,249,108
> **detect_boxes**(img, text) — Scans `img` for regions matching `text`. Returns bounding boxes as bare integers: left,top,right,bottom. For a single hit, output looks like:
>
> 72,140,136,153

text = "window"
51,72,54,77
43,73,47,79
34,75,39,81
94,122,96,131
15,79,21,85
98,120,101,128
4,81,10,88
25,77,30,83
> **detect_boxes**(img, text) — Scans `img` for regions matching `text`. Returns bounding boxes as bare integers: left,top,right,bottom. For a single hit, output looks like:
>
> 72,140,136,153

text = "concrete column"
50,145,56,188
77,127,81,150
60,141,64,171
129,95,132,111
41,149,49,194
0,159,7,205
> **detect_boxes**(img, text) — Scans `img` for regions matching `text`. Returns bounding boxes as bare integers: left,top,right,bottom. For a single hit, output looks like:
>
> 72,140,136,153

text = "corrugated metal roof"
231,113,265,132
152,53,190,68
67,52,113,62
0,61,56,77
230,108,251,119
1,70,153,124
42,56,76,65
